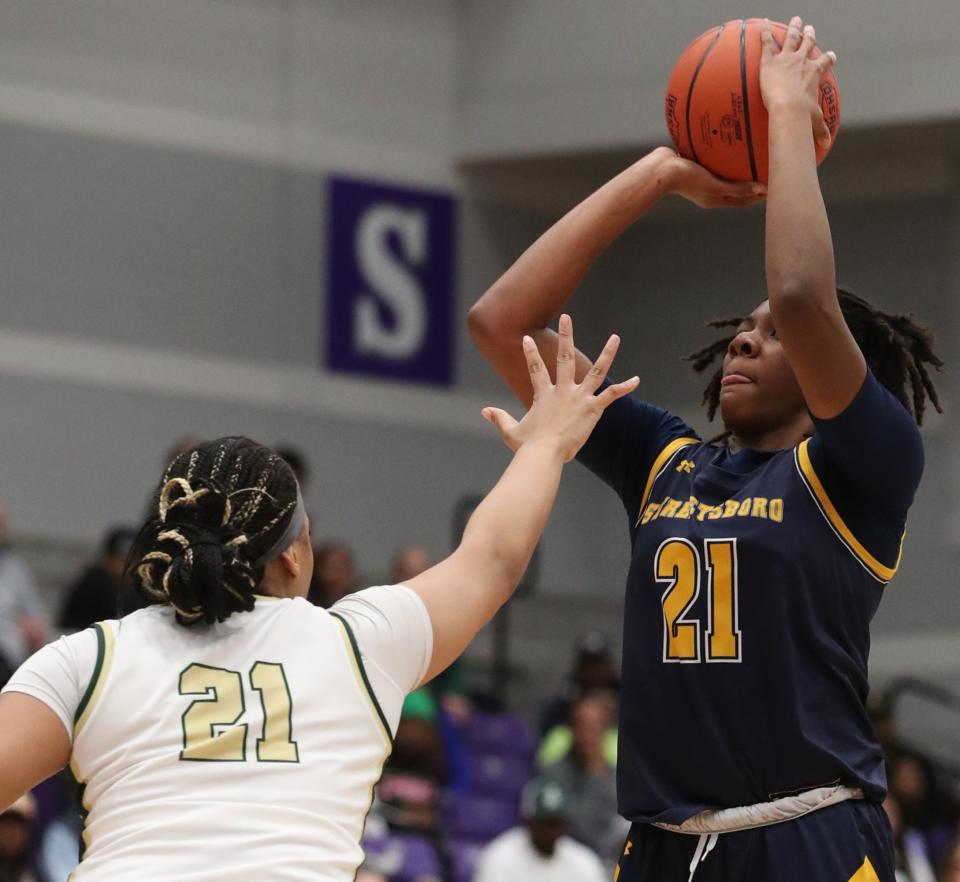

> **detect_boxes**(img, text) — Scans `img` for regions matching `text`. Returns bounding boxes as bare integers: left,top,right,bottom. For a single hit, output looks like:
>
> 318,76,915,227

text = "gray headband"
254,486,306,567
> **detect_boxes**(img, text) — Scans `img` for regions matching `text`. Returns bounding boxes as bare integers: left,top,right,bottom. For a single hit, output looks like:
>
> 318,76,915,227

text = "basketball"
664,19,841,183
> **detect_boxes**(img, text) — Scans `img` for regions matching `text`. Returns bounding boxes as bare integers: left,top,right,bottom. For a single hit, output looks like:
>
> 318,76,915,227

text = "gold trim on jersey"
66,768,93,866
330,614,394,881
847,856,880,882
74,621,116,738
636,436,700,524
795,439,902,584
69,621,116,866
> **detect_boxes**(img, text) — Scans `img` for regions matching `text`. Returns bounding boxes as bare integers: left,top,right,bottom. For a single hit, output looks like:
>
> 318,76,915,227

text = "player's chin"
718,385,760,430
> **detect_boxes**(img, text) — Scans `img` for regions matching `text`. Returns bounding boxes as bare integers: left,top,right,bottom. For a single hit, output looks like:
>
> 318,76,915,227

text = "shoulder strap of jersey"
637,436,700,521
795,439,903,583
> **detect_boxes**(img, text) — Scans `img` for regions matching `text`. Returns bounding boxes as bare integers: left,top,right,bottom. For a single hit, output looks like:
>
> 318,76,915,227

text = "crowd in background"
1,445,960,882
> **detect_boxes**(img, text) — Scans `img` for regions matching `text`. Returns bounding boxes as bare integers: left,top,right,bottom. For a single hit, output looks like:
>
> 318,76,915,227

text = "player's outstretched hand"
760,16,837,148
663,150,767,208
482,314,640,463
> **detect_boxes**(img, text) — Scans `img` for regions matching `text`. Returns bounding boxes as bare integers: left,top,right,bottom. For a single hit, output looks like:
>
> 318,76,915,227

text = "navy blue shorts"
615,800,894,882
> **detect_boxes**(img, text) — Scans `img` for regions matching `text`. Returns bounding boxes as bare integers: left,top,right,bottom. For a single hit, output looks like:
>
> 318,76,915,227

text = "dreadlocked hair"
685,287,943,429
128,437,300,626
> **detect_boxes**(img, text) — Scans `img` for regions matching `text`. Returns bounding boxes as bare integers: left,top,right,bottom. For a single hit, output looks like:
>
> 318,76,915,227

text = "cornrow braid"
685,288,943,430
128,437,300,626
685,318,744,422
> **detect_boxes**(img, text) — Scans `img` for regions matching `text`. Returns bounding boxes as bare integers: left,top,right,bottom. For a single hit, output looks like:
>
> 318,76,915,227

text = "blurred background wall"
0,0,958,719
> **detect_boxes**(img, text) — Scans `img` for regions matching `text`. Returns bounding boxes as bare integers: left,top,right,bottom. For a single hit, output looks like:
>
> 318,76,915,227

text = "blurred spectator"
473,780,607,882
431,704,471,795
940,835,960,882
540,692,627,860
0,794,39,882
368,690,454,882
58,526,137,632
32,772,82,882
869,693,898,755
887,753,957,866
885,793,937,882
0,502,47,675
870,694,960,864
379,690,446,828
361,809,450,882
308,542,358,608
539,631,619,736
391,691,445,782
390,545,431,584
276,445,309,490
538,690,618,770
36,812,80,882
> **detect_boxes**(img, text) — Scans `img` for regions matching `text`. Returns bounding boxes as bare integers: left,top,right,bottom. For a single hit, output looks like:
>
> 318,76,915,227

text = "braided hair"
128,437,301,626
685,288,943,432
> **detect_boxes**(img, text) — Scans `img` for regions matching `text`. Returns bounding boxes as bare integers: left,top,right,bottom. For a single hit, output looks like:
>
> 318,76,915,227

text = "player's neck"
732,413,815,453
259,561,308,599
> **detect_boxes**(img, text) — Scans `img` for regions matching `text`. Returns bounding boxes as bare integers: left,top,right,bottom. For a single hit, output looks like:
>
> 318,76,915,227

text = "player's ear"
277,543,301,578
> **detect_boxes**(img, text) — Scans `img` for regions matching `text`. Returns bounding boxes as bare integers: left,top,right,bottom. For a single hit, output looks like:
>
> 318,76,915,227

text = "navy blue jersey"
615,801,895,882
577,371,923,826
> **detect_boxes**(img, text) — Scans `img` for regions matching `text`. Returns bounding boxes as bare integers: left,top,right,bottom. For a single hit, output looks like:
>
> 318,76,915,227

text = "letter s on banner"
325,176,456,386
355,204,427,359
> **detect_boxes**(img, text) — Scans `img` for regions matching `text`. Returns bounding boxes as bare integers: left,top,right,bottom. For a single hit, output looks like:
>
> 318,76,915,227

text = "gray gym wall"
0,1,958,717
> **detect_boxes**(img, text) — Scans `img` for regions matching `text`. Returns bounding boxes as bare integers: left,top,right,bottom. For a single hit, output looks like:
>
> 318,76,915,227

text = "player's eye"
769,327,778,339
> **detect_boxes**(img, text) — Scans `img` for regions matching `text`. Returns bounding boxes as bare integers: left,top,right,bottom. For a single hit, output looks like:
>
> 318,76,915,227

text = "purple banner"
325,176,456,386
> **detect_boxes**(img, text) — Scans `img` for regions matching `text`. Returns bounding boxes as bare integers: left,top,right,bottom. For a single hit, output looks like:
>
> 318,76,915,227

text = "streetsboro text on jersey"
639,495,784,526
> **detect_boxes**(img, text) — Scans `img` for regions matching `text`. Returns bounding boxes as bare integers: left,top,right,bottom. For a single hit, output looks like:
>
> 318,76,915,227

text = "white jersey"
3,587,433,882
473,828,609,882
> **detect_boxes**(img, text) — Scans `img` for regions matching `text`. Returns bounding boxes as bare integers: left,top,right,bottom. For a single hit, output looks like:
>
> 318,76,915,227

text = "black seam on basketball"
685,24,725,166
740,20,759,182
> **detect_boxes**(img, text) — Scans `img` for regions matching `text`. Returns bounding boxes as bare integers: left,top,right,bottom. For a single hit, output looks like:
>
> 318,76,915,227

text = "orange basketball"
664,19,841,183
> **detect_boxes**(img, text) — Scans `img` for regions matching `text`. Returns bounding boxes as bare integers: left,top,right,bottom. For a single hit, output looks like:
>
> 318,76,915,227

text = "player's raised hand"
664,151,767,208
482,314,639,463
760,16,837,148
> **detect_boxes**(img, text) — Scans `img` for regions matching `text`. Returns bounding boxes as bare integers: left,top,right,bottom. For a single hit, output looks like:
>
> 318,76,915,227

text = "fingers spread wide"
583,334,621,393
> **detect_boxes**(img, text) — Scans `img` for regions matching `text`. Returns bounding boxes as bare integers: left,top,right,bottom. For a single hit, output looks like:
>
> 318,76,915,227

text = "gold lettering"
660,498,681,519
641,502,661,525
737,498,752,516
751,497,768,519
769,498,784,522
696,503,714,521
723,500,740,518
676,497,697,519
